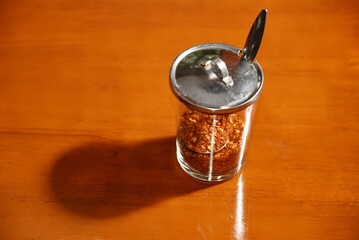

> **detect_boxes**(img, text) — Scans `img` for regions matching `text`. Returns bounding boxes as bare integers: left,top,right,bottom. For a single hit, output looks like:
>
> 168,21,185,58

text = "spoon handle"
242,9,267,62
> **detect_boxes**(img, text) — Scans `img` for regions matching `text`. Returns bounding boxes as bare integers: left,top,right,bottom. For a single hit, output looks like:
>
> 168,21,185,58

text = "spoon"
241,9,267,62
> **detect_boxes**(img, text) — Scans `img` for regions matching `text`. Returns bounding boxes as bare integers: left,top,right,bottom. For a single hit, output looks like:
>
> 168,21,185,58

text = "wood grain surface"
0,0,359,239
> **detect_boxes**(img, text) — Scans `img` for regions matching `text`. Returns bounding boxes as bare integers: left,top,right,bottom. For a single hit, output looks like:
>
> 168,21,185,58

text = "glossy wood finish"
1,0,359,239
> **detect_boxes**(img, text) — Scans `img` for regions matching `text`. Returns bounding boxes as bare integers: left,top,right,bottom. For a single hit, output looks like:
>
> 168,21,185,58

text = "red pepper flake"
177,109,244,174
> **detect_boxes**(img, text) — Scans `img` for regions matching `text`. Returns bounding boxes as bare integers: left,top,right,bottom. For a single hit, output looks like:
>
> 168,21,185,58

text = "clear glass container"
170,43,263,182
176,103,256,182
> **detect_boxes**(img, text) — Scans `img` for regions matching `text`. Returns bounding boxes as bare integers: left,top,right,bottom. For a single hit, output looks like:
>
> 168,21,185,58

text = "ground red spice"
177,109,244,174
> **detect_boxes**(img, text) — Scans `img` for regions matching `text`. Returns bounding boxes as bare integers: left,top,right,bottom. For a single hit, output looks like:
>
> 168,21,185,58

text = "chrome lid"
169,43,263,114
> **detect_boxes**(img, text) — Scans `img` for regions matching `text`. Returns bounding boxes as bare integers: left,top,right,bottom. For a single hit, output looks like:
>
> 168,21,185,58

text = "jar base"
176,145,243,182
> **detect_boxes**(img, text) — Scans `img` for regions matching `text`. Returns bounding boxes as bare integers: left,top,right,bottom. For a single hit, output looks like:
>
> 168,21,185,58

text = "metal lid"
170,43,263,114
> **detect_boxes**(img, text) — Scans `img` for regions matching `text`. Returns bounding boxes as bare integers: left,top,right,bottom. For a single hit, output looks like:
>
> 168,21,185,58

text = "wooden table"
0,0,358,239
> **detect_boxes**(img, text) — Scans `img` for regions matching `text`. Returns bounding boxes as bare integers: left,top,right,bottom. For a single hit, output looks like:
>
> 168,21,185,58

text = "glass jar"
170,43,263,182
